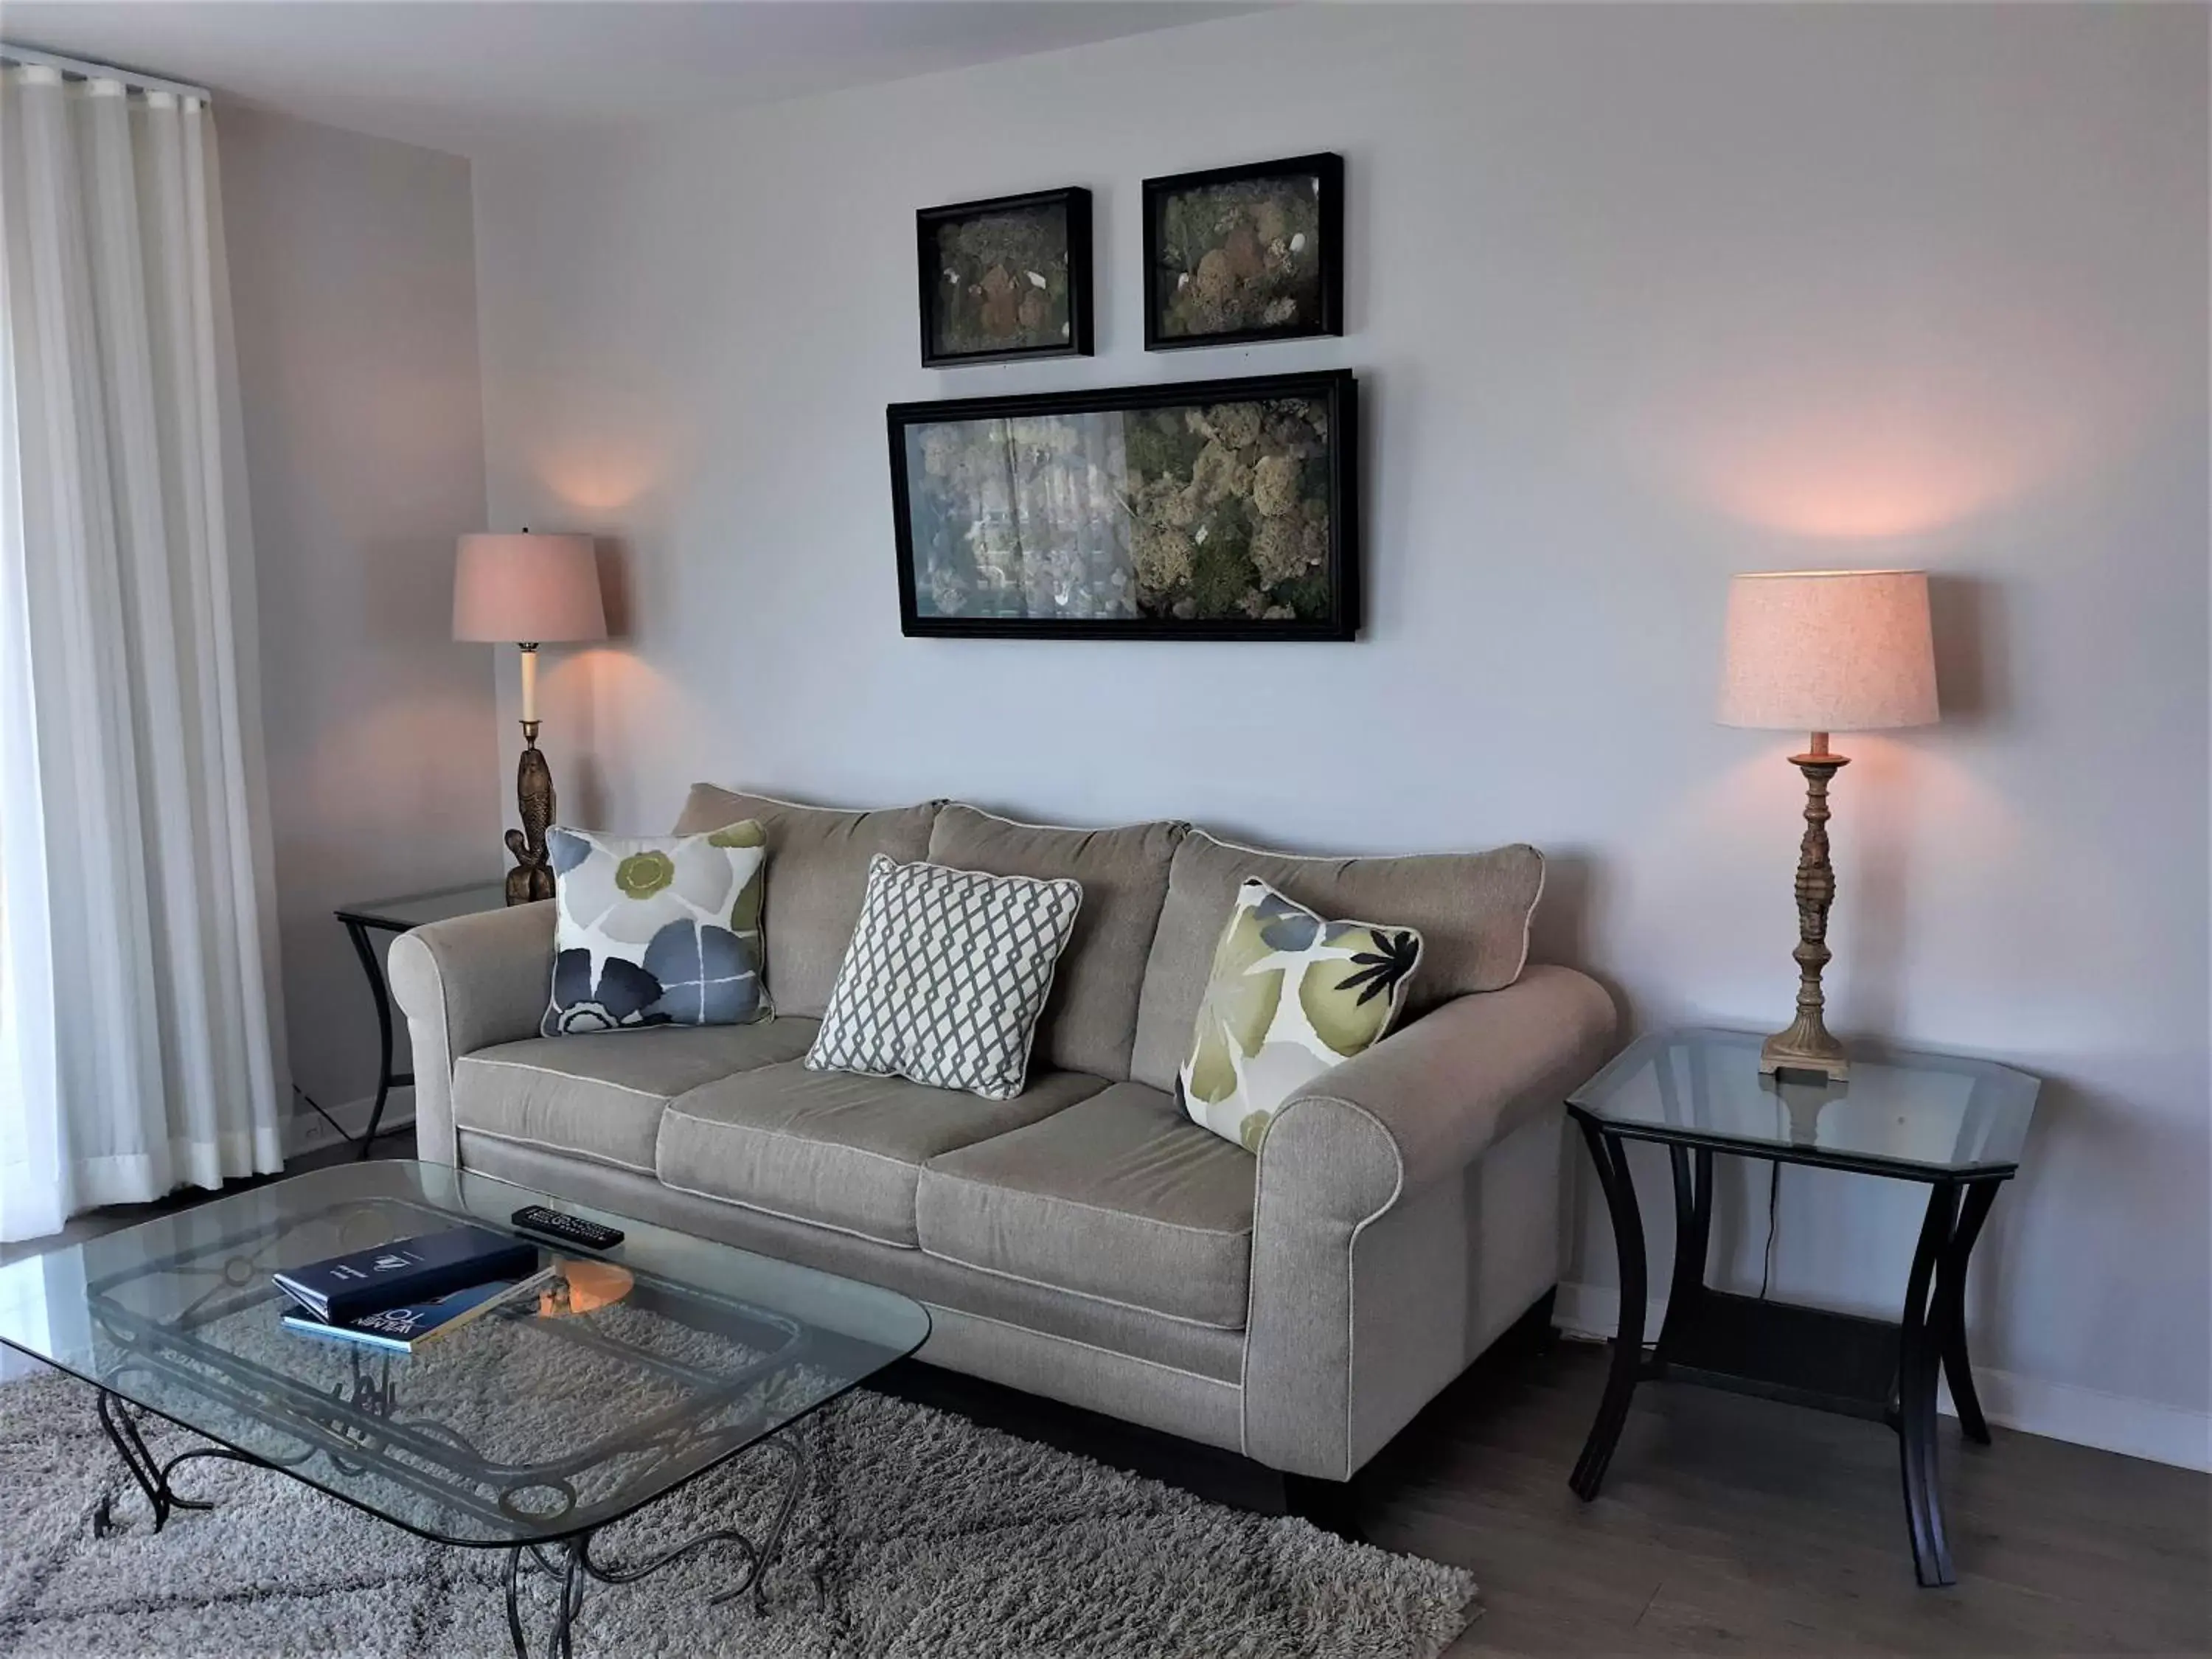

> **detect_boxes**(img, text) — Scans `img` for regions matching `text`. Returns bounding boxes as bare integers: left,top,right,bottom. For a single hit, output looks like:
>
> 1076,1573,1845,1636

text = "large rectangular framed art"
887,369,1359,641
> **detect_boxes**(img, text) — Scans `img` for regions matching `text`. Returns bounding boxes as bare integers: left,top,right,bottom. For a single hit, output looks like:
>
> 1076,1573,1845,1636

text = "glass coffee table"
1565,1028,2039,1588
0,1161,930,1657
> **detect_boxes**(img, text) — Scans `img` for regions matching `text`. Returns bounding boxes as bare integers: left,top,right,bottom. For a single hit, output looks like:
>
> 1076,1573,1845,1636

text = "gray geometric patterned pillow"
804,855,1083,1101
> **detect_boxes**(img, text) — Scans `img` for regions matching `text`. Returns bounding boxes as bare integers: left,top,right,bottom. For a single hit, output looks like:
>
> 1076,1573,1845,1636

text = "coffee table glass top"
0,1161,930,1546
336,881,511,931
1570,1028,2039,1177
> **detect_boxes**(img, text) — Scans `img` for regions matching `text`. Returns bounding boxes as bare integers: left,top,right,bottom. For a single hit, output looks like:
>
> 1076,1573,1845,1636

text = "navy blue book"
272,1225,538,1324
281,1266,559,1354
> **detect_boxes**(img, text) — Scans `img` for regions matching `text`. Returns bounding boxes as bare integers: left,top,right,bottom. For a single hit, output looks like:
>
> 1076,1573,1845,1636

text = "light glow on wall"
547,647,709,825
1691,414,2036,540
1649,295,2138,542
309,692,500,827
529,400,682,515
535,448,665,515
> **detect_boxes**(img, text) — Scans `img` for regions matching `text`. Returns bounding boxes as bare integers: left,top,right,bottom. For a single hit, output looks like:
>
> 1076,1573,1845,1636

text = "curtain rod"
0,43,211,101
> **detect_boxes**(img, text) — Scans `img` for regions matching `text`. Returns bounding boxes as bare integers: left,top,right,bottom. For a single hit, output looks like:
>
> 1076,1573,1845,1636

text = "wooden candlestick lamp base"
1762,732,1849,1081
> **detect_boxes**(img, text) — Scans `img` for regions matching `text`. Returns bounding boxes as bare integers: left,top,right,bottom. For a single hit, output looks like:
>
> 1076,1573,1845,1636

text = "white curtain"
0,63,287,1242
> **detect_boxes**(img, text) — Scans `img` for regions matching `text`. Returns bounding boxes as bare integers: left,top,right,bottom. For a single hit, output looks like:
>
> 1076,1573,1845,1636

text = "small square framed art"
917,187,1094,368
1143,153,1343,350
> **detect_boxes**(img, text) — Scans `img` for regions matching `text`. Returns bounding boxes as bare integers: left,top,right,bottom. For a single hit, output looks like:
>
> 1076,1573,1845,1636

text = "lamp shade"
452,532,607,644
1717,569,1938,733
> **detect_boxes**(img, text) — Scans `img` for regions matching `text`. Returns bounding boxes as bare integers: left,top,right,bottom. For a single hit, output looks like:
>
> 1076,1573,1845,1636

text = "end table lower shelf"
1654,1288,1906,1423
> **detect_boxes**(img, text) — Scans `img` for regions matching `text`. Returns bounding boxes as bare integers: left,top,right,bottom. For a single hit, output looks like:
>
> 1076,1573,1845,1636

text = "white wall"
221,107,500,1128
471,5,2211,1461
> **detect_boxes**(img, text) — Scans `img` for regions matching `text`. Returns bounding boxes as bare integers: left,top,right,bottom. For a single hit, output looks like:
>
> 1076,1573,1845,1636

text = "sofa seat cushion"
916,1082,1256,1329
657,1062,1107,1248
453,1019,819,1175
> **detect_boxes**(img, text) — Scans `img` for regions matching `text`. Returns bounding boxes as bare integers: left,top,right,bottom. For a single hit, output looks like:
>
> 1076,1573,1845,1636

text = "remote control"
510,1206,625,1251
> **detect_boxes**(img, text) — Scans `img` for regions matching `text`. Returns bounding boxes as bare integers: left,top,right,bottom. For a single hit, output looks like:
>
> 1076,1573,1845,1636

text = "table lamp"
453,530,607,904
1718,569,1938,1079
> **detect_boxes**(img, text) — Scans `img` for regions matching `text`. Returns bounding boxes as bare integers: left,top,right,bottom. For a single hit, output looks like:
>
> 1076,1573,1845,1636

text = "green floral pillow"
540,821,771,1036
1180,879,1423,1152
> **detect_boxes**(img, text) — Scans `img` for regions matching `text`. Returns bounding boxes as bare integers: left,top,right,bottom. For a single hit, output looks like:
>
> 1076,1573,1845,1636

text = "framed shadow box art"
1144,153,1343,350
917,187,1093,367
886,369,1358,641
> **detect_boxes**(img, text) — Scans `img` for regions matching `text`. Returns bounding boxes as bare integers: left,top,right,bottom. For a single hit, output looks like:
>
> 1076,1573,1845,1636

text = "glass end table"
0,1160,931,1655
335,882,512,1156
1565,1027,2039,1587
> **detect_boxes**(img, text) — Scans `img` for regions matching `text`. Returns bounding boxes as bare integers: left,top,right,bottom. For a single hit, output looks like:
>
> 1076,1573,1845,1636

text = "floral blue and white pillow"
540,822,771,1036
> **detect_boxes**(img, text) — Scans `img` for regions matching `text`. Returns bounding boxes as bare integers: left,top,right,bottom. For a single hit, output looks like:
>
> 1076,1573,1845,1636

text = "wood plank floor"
1366,1338,2211,1656
8,1133,2208,1656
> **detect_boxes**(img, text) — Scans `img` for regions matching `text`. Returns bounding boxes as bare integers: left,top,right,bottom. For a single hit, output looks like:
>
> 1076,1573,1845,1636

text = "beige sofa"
390,787,1617,1489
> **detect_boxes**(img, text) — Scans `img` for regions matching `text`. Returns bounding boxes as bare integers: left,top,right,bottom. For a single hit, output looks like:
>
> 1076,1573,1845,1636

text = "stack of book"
274,1224,554,1354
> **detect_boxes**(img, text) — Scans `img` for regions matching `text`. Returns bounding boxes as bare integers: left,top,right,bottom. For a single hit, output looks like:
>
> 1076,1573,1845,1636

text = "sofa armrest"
388,900,555,1167
1268,964,1619,1221
1242,965,1618,1478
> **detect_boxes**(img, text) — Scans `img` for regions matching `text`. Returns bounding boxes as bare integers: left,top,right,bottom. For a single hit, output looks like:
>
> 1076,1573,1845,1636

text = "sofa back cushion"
1128,827,1545,1091
672,785,938,1018
927,804,1183,1082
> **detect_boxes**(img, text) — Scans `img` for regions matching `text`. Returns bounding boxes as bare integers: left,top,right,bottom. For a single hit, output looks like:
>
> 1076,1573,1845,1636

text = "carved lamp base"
1763,739,1850,1082
1761,1018,1849,1082
504,718,557,906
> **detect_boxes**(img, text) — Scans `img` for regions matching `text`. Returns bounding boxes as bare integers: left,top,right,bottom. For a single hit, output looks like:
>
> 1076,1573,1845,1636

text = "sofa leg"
1506,1284,1560,1353
1281,1472,1365,1543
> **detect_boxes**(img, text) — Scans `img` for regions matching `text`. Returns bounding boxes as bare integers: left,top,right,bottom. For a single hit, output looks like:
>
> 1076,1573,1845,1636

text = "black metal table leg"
343,918,410,1159
506,1536,588,1659
1653,1144,1713,1367
95,1389,180,1533
1936,1178,2000,1445
1571,1121,1646,1500
501,1425,810,1657
93,1390,269,1536
1899,1182,1960,1587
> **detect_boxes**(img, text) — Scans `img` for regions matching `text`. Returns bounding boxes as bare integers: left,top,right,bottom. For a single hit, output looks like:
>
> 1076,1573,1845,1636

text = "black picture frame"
916,187,1094,368
1143,153,1343,351
887,369,1359,641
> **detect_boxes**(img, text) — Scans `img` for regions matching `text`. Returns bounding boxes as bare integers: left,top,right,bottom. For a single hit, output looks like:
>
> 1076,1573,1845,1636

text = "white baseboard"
1554,1281,2211,1474
285,1090,415,1159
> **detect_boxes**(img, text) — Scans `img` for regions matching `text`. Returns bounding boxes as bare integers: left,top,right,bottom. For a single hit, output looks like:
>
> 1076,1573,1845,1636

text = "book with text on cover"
279,1265,560,1354
271,1224,539,1324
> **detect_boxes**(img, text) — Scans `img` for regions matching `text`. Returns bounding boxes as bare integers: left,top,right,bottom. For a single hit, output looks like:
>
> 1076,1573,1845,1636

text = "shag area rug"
0,1368,1478,1658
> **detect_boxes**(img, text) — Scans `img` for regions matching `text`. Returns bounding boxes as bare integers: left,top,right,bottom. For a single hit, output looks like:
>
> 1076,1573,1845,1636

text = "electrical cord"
1758,1161,1781,1299
293,1085,361,1149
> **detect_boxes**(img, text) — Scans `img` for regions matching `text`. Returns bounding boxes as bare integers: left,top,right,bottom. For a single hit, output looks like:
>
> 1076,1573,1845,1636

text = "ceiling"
1,1,1254,158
